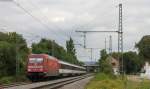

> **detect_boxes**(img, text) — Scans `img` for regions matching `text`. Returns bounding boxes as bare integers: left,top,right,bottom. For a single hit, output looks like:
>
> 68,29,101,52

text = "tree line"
32,38,83,65
0,32,82,79
99,35,150,74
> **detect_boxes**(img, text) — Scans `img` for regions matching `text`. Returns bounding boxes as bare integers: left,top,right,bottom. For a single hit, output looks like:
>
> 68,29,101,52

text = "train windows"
61,64,72,70
60,62,86,72
29,58,43,63
36,58,43,63
60,64,66,69
29,58,36,63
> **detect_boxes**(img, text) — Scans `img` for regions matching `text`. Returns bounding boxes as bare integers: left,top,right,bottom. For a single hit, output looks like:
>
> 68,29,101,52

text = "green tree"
66,37,81,64
100,49,108,60
111,52,121,60
32,39,52,54
99,49,113,74
0,41,16,77
8,32,29,74
136,35,150,62
123,51,143,74
32,38,81,65
66,38,75,54
0,32,29,77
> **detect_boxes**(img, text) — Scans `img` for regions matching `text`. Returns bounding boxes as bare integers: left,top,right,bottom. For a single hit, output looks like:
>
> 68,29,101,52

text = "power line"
22,0,83,46
71,2,120,45
12,0,68,42
76,30,118,48
0,0,12,2
25,1,70,37
76,30,118,33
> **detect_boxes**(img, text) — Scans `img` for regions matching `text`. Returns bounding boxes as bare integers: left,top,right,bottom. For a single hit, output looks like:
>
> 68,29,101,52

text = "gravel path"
58,76,93,89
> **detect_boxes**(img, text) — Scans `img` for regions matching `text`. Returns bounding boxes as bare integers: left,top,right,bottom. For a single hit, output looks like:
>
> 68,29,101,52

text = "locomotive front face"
27,57,45,72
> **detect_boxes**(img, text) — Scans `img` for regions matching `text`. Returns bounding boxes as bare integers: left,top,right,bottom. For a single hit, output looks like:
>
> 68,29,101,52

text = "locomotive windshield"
29,58,43,63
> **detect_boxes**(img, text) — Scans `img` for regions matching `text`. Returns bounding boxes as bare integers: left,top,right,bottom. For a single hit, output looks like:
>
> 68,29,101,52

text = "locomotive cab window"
29,58,43,63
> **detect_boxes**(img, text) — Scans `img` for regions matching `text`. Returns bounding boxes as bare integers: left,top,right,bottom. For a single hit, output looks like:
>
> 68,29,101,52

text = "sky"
0,0,150,62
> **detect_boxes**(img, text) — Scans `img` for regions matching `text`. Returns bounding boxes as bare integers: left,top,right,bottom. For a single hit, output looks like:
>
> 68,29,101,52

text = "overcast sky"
0,0,150,62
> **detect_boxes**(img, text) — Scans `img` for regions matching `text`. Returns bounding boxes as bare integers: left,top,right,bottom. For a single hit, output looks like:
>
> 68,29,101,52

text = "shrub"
0,76,14,84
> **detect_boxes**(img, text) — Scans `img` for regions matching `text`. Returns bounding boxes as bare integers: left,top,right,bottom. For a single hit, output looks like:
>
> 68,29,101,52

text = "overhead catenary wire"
12,0,68,42
24,0,117,45
23,0,83,45
12,0,84,52
26,0,75,37
70,2,119,46
26,0,119,47
12,0,119,61
25,0,70,37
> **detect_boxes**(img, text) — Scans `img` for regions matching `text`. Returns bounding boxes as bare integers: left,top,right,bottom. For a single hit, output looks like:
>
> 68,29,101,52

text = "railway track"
32,74,92,89
4,74,93,89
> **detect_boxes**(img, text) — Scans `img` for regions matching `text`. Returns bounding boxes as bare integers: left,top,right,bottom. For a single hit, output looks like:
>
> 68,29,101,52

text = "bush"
0,75,29,84
86,73,150,89
0,76,15,84
93,73,116,81
86,73,123,89
86,80,124,89
15,75,29,82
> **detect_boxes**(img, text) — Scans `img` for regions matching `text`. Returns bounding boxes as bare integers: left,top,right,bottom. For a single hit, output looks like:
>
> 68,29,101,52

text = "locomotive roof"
30,54,57,59
30,54,48,56
30,54,85,69
29,54,48,57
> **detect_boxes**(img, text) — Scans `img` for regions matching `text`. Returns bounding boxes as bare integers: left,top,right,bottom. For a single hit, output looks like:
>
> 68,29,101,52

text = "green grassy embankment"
0,75,29,84
85,73,150,89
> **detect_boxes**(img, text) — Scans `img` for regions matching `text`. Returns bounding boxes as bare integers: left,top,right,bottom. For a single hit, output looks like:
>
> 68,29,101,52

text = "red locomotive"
27,54,86,80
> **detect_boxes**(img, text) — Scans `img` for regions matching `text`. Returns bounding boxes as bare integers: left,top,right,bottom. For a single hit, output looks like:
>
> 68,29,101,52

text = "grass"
0,75,29,84
85,73,150,89
85,73,125,89
0,76,15,84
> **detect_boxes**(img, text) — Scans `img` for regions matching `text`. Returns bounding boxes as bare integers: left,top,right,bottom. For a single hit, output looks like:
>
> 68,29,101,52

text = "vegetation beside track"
0,32,29,84
0,75,29,84
85,73,150,89
89,35,150,89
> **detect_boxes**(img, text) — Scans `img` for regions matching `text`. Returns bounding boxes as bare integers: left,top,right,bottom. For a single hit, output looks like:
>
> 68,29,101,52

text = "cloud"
0,0,150,61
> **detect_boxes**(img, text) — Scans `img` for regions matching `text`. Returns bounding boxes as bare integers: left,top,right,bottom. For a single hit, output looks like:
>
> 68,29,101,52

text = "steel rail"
4,74,93,89
32,74,93,89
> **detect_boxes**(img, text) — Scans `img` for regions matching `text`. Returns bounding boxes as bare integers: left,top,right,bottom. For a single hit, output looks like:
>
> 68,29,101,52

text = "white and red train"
27,54,86,80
